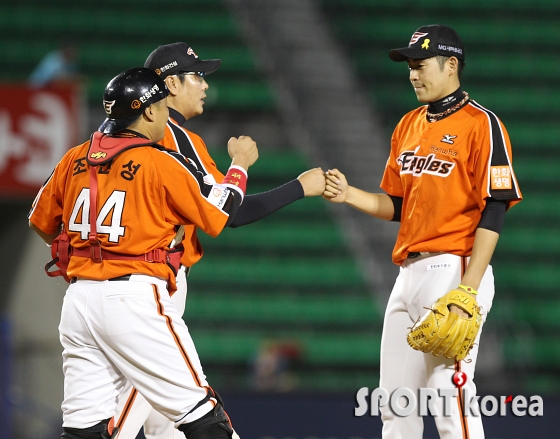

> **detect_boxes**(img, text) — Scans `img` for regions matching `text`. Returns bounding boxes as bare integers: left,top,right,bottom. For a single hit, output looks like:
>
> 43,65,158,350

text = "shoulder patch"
490,166,512,190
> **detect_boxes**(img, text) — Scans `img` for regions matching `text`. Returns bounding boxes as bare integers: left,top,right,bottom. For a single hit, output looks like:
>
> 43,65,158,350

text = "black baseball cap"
99,67,169,134
389,24,465,62
144,42,221,79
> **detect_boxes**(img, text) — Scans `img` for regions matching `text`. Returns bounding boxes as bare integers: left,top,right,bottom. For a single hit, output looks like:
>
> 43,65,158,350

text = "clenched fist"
297,168,326,197
228,136,259,170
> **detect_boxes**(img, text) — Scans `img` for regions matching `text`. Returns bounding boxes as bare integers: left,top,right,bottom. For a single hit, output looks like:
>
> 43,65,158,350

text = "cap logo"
131,100,141,110
159,60,178,74
187,47,198,58
409,32,429,45
103,100,116,115
421,39,430,50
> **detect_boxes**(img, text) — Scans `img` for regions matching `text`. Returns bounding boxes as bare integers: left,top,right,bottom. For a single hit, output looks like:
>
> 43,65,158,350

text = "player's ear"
448,57,459,76
144,104,157,122
164,75,180,96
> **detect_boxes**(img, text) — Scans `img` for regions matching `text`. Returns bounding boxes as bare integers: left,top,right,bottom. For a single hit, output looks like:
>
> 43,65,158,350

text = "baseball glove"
406,289,482,361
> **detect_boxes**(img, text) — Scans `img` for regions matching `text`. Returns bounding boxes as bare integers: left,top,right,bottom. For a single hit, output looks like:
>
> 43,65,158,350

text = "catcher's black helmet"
99,67,169,134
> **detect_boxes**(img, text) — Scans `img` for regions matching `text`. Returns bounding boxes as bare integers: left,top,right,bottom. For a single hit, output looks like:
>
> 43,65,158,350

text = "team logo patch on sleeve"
490,166,512,190
207,186,230,209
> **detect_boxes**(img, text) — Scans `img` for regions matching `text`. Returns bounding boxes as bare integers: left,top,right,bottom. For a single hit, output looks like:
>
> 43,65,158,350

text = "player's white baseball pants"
379,253,494,439
112,266,188,439
59,270,214,431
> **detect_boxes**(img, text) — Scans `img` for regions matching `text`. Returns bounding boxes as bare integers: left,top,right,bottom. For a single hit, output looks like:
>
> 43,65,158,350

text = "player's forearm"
229,179,303,228
460,227,500,290
345,187,395,220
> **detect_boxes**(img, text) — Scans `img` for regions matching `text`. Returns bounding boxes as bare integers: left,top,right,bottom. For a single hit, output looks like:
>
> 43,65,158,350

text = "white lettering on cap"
159,60,178,73
438,44,463,54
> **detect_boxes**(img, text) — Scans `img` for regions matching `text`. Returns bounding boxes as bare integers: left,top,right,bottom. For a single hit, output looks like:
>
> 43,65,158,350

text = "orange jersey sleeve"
160,117,227,267
28,140,238,287
380,101,522,265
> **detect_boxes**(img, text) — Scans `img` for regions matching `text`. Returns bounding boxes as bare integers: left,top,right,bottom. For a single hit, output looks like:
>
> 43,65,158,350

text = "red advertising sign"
0,82,86,198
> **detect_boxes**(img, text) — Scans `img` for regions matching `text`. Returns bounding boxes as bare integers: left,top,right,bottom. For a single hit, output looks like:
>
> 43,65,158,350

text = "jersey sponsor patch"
207,185,231,209
397,148,455,177
427,263,453,271
490,166,512,190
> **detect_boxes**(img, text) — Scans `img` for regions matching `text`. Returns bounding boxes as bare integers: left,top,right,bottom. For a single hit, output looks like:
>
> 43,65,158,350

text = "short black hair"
435,55,465,79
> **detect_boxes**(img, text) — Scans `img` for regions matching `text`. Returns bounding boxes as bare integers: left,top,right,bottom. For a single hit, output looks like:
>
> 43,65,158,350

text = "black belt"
70,268,190,284
70,274,132,284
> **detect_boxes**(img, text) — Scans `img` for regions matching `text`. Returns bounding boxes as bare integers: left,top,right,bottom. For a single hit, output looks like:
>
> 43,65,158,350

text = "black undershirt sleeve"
228,179,304,228
389,195,403,222
223,190,243,227
478,198,507,234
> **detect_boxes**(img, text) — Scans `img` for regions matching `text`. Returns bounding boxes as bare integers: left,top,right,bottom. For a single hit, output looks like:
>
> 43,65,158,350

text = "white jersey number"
68,188,126,243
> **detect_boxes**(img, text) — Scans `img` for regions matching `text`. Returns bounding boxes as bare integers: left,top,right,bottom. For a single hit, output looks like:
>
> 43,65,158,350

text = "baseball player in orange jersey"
111,43,326,439
324,25,522,439
28,67,258,439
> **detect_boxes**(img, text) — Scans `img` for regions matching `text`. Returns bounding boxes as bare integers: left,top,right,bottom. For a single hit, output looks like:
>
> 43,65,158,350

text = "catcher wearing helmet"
29,67,258,439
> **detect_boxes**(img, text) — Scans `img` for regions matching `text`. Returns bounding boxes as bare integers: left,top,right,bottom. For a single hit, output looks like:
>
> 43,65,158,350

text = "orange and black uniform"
378,89,522,439
162,108,305,269
381,92,522,264
29,133,243,291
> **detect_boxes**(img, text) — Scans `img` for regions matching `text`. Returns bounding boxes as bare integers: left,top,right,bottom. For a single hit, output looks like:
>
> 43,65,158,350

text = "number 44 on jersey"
68,189,126,243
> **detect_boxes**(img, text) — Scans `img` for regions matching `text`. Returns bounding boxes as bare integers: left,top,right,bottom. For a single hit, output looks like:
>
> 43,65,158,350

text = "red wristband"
222,165,247,194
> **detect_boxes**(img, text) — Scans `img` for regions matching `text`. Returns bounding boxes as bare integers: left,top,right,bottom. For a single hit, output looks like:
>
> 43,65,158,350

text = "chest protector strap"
45,132,184,282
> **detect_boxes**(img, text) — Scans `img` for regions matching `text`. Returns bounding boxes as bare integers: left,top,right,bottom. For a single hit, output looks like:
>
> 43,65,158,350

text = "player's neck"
168,106,187,125
428,88,463,113
426,88,469,122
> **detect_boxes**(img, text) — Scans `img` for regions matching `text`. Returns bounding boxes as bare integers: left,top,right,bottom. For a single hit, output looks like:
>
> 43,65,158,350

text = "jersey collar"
168,107,187,126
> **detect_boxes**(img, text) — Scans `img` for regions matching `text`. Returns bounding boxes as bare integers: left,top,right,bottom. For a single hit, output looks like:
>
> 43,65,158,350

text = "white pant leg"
380,254,494,439
380,267,425,439
172,265,188,316
144,267,189,439
60,275,212,429
113,268,189,439
427,259,494,439
113,384,153,439
60,287,127,428
144,408,185,439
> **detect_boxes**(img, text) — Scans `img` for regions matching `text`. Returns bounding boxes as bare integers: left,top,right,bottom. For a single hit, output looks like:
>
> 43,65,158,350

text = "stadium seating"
185,150,382,391
321,0,560,393
0,0,275,110
0,0,382,393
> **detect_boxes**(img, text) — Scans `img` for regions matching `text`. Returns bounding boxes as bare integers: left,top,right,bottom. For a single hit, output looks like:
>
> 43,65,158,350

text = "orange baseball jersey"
161,112,226,268
28,136,238,291
381,100,522,265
